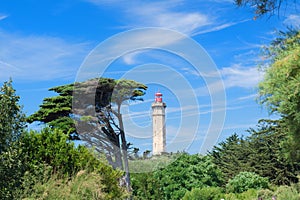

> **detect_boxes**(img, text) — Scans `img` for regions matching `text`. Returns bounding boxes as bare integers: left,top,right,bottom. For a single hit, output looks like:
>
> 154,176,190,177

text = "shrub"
22,170,127,200
274,185,300,200
131,153,224,200
225,189,258,200
226,171,269,193
0,128,126,199
257,188,274,199
182,187,224,200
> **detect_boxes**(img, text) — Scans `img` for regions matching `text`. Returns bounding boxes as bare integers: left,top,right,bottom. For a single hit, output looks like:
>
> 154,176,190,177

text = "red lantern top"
155,92,163,102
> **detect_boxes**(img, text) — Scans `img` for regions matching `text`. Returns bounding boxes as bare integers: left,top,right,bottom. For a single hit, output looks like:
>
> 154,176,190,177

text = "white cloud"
122,50,150,65
195,64,263,96
129,4,211,35
83,0,251,67
284,14,300,27
221,64,264,89
84,0,245,36
0,14,8,21
192,19,250,36
237,93,258,101
0,31,91,81
122,51,139,65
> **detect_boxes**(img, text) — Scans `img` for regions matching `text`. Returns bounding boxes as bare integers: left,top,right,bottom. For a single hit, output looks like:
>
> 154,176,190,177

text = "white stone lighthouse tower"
152,91,166,155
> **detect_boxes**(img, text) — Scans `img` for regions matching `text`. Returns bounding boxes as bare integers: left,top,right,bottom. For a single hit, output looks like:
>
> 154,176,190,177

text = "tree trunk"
114,134,123,170
117,110,131,192
101,125,123,169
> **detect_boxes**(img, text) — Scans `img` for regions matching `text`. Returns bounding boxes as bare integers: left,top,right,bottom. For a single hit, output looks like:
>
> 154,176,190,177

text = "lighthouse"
152,91,167,155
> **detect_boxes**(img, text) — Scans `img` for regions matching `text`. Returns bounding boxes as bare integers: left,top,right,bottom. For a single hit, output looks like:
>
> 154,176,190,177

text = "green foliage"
21,128,101,175
27,78,147,140
0,141,27,199
257,189,275,199
0,143,54,199
209,133,248,182
226,171,269,193
155,154,224,200
0,128,125,199
0,79,26,153
256,183,300,200
22,170,127,200
235,0,298,18
112,79,147,108
0,79,26,198
225,189,258,200
27,83,77,139
182,187,224,200
129,153,175,173
131,172,163,200
259,30,300,115
210,119,299,185
274,185,300,200
246,119,298,185
21,128,124,193
259,30,300,160
225,187,300,200
27,78,147,192
131,153,224,200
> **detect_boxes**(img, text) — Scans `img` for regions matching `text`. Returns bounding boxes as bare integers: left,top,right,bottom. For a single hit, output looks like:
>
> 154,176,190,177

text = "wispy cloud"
126,1,211,35
123,51,139,65
82,0,253,70
194,64,263,97
85,0,209,35
85,0,247,36
192,19,250,36
0,14,8,21
0,31,91,82
284,14,300,27
221,64,264,89
237,93,258,101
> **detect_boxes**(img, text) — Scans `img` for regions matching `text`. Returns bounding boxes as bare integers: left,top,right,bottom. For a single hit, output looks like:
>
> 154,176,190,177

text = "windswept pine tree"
28,77,147,192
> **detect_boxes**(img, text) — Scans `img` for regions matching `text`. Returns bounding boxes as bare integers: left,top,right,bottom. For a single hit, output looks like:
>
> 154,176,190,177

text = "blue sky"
1,0,299,154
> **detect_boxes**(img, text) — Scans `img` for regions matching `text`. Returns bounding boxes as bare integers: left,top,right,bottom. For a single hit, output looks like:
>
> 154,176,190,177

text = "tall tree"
0,79,25,198
210,119,299,185
258,29,300,161
111,79,147,191
28,77,147,192
0,79,26,153
74,78,147,192
209,133,249,182
246,119,298,185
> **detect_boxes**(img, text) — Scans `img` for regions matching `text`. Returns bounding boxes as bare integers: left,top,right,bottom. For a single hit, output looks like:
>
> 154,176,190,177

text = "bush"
131,153,224,200
274,185,300,200
0,141,27,199
182,187,224,200
0,128,126,199
257,188,274,199
22,170,127,200
226,171,269,193
225,189,258,200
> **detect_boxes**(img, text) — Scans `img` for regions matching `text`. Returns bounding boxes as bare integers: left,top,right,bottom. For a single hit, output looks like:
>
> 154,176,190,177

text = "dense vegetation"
0,80,126,199
1,29,300,199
